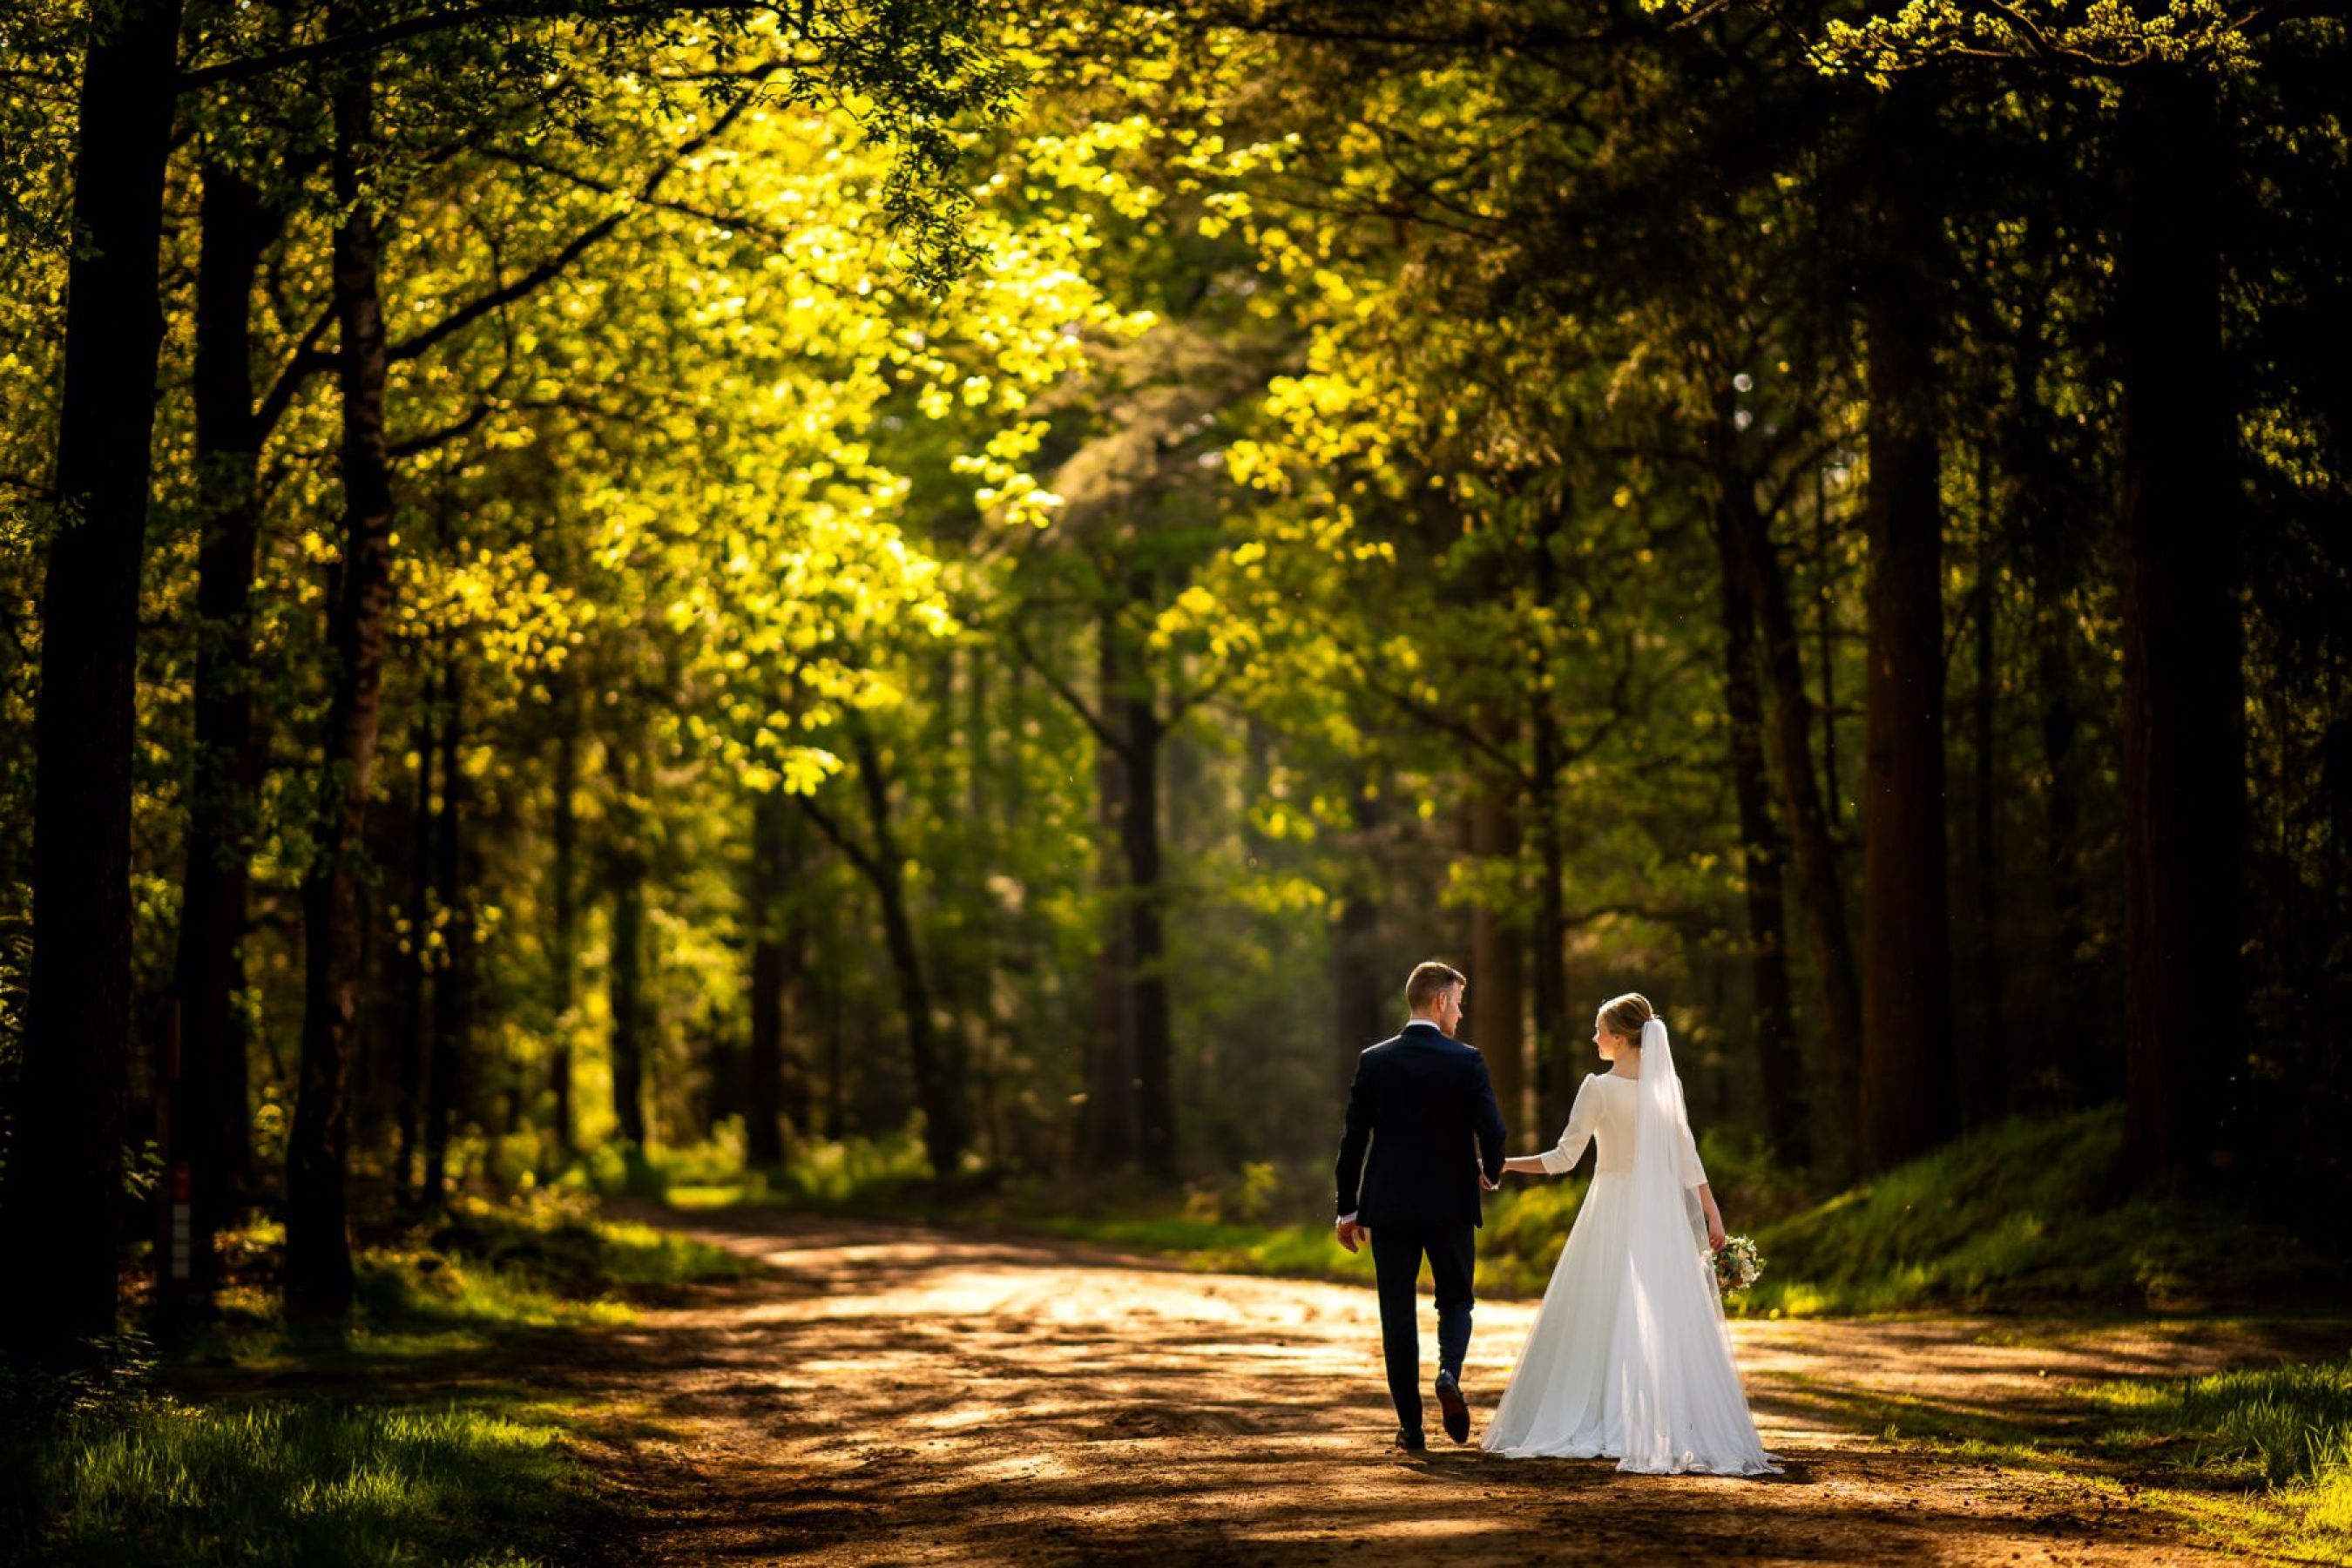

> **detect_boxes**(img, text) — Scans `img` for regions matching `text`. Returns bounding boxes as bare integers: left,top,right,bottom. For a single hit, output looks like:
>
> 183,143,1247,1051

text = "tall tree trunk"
2,0,186,1357
2029,531,2094,1105
2117,64,2241,1186
394,693,435,1202
1713,490,1808,1165
1963,458,2003,1129
1467,781,1529,1135
1120,658,1176,1185
1526,504,1571,1133
170,159,280,1298
606,795,650,1150
2004,244,2097,1112
780,806,814,1143
843,722,969,1183
1815,466,1842,832
1857,82,1957,1174
421,659,469,1206
1332,774,1384,1092
547,679,580,1159
746,785,787,1167
1085,609,1137,1169
1722,457,1864,1167
286,44,396,1322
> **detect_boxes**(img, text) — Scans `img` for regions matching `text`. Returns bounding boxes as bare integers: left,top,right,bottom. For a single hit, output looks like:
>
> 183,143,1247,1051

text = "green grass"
1739,1107,2336,1316
1,1190,747,1565
608,1128,937,1213
1,1394,585,1567
1853,1354,2352,1565
851,1108,2336,1321
1031,1176,1597,1297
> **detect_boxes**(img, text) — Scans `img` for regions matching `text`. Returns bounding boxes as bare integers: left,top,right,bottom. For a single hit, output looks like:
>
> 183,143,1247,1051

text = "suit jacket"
1334,1021,1509,1231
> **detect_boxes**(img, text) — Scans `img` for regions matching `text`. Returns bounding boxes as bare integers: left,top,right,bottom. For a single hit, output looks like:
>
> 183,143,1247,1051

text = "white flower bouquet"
1709,1233,1764,1297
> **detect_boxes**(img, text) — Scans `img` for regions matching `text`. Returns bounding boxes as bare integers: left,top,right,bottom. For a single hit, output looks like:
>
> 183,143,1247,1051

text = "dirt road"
561,1208,2339,1565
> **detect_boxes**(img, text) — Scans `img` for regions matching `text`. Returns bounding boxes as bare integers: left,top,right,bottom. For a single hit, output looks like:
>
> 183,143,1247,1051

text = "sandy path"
558,1207,2342,1565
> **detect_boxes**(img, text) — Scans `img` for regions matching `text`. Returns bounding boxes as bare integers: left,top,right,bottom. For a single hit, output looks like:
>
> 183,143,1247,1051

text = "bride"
1481,992,1781,1475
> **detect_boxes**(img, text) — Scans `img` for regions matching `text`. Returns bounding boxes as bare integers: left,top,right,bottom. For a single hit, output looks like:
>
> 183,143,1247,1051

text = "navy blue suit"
1334,1020,1508,1436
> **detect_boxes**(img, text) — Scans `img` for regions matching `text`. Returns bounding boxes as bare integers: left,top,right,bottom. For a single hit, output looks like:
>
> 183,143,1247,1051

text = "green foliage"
2082,1354,2352,1488
360,1191,754,1326
585,1128,936,1213
2,1397,581,1568
981,1109,2339,1316
0,1192,742,1563
1740,1107,2340,1316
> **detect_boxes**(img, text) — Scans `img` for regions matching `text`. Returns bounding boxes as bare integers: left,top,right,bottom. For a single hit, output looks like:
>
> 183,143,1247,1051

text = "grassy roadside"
0,1191,752,1567
636,1111,2350,1560
1842,1350,2352,1565
646,1107,2340,1320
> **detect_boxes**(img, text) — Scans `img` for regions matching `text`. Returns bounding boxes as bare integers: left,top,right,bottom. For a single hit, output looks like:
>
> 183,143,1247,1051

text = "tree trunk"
1713,493,1808,1165
1085,608,1138,1169
286,44,397,1323
746,785,787,1167
1121,667,1176,1185
1526,504,1572,1133
2117,64,2241,1186
1856,81,1956,1174
780,806,813,1142
170,158,280,1298
1332,774,1385,1092
607,809,650,1150
1722,456,1864,1167
421,659,470,1206
844,722,969,1183
394,693,435,1202
1815,466,1842,832
1467,781,1529,1136
548,679,580,1159
2,0,186,1357
2029,531,2094,1105
1963,457,2003,1129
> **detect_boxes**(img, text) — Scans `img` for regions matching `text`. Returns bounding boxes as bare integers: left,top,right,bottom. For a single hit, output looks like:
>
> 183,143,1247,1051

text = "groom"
1333,960,1508,1451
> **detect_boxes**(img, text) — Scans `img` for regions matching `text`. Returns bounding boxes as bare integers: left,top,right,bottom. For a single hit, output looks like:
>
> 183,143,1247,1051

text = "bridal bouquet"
1709,1234,1764,1297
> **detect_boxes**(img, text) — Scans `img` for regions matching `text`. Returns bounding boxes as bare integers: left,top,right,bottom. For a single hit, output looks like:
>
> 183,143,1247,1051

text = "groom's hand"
1335,1219,1363,1254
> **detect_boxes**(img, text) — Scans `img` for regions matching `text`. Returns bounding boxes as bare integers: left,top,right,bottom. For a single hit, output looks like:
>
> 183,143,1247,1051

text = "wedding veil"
1609,1011,1741,1471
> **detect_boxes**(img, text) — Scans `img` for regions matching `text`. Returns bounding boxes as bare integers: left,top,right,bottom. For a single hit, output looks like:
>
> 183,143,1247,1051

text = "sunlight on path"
562,1209,2310,1565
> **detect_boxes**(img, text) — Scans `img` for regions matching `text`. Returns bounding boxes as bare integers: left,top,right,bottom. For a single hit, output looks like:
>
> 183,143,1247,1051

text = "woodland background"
0,0,2348,1361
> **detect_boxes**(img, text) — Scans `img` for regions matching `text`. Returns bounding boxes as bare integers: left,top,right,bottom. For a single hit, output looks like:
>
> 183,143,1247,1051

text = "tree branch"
1006,620,1125,756
794,789,880,884
255,308,337,437
388,92,757,364
389,400,497,459
178,1,777,90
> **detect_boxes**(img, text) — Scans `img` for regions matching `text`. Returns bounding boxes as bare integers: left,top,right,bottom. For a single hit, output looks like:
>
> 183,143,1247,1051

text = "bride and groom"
1332,960,1780,1474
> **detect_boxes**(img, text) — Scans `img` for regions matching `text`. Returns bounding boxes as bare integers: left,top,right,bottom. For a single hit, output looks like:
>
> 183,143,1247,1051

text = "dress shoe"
1434,1371,1470,1443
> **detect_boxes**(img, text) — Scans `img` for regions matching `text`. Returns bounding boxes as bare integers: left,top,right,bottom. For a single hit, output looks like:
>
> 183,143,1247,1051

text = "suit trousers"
1369,1221,1476,1435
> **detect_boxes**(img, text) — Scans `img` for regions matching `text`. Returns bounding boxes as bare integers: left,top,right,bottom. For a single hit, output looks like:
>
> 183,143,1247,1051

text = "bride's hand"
1706,1215,1727,1251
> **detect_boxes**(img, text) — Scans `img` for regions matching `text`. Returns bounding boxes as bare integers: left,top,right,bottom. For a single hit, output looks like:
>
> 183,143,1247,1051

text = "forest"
1,1,2348,1564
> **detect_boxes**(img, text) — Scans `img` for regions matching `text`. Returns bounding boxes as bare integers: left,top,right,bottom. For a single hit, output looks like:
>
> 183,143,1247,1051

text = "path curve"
558,1206,2330,1565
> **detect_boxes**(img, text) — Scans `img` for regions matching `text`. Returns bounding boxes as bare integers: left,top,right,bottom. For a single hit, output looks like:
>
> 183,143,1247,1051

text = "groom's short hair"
1406,960,1466,1010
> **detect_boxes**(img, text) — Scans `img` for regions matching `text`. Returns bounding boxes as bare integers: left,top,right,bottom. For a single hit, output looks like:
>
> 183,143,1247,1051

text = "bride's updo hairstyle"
1598,992,1656,1044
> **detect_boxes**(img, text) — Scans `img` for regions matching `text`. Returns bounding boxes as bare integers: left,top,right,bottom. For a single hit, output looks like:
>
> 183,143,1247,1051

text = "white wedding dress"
1481,1018,1781,1475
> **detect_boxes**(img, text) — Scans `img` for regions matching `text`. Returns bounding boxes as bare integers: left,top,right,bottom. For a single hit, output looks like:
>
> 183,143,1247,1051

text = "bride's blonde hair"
1598,992,1655,1043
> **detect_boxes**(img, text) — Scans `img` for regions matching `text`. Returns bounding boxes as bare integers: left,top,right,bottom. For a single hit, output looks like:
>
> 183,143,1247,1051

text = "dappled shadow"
533,1207,2330,1565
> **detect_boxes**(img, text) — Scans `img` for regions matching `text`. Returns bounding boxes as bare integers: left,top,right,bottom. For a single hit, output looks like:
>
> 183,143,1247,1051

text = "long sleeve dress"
1479,1072,1780,1474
